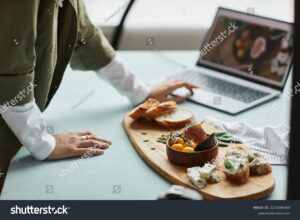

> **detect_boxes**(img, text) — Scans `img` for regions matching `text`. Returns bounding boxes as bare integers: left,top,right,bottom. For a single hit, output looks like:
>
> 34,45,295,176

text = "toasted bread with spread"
223,146,272,184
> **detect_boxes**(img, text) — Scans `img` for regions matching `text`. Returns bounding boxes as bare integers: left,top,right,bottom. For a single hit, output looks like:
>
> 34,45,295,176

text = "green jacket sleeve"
0,0,38,106
70,0,116,71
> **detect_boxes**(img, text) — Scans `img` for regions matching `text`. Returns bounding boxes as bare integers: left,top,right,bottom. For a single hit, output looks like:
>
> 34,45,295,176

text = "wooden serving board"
124,114,275,200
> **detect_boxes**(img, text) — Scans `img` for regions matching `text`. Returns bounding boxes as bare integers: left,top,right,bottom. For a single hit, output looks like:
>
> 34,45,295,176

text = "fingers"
79,140,110,149
73,148,104,157
87,135,112,145
167,95,187,103
167,81,198,95
76,130,93,136
76,131,112,144
48,131,111,160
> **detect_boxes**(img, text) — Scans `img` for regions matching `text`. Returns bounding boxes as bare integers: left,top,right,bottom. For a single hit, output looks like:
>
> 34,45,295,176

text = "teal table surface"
0,51,291,200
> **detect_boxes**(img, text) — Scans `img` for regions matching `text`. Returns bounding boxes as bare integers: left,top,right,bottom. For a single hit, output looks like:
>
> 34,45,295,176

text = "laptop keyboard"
170,71,270,103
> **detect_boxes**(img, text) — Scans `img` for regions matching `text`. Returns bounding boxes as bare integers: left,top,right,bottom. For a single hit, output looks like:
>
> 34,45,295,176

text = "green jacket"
0,0,115,188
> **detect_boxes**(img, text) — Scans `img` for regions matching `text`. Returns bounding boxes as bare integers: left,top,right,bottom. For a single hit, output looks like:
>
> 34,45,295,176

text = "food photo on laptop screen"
197,8,293,88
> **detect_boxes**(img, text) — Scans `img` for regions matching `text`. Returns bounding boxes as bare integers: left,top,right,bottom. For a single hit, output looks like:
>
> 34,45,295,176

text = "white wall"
84,0,294,50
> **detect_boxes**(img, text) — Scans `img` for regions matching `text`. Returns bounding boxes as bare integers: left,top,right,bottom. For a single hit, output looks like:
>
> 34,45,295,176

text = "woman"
0,0,196,191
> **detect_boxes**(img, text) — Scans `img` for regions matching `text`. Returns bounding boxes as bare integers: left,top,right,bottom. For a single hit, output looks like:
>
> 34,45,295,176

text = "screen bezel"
196,7,294,91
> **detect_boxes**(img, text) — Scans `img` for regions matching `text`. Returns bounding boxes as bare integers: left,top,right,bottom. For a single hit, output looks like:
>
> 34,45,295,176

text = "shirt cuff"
94,56,151,105
0,99,55,160
31,133,55,161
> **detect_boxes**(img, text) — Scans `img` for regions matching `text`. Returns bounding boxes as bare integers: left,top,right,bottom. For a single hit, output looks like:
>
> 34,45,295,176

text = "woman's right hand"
47,131,112,160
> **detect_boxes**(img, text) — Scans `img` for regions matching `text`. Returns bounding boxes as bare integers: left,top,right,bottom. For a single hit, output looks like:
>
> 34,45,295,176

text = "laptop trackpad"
173,88,246,112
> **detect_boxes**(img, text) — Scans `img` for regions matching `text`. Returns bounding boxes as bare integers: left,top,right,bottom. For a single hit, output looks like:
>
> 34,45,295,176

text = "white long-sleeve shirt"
0,56,151,160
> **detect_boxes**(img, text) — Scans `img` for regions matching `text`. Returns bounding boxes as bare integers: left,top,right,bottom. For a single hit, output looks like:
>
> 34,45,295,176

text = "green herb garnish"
248,154,254,162
225,160,234,169
156,134,170,144
215,131,242,147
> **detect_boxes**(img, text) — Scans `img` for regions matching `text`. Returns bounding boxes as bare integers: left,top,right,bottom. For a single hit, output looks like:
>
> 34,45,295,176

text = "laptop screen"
197,8,293,89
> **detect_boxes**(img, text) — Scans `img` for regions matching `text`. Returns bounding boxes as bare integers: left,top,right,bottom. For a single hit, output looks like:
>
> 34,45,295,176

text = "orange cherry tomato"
186,141,197,149
176,137,186,147
172,143,185,151
182,147,194,153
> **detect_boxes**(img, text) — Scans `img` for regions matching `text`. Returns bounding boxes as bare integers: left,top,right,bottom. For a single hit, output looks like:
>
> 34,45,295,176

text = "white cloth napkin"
203,116,290,165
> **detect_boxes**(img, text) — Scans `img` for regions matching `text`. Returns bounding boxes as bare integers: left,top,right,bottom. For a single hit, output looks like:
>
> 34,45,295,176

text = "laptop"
170,7,293,115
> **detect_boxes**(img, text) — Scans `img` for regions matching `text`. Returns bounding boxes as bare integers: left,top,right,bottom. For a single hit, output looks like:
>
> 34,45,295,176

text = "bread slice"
145,101,177,118
249,155,272,175
224,156,250,184
224,164,250,184
155,109,193,128
129,98,160,120
250,163,272,175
